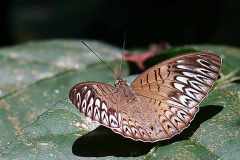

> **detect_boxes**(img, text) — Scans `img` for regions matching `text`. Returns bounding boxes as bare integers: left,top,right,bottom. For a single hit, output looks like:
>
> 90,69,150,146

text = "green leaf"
0,41,240,159
0,40,121,97
0,40,122,156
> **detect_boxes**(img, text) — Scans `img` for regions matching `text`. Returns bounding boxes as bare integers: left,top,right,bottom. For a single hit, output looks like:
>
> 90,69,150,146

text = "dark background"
1,0,240,48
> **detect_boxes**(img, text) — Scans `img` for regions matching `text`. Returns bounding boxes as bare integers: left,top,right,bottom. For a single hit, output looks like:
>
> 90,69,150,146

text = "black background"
0,0,240,48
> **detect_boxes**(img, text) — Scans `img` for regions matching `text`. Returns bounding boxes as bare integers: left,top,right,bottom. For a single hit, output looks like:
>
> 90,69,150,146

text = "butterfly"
69,52,222,142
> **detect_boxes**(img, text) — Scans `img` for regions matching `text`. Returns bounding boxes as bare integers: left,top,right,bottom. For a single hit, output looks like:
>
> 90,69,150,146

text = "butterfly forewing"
69,52,222,142
69,82,122,128
130,52,222,141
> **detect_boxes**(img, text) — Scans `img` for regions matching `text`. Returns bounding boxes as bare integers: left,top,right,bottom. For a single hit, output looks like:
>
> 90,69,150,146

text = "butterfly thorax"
114,79,136,100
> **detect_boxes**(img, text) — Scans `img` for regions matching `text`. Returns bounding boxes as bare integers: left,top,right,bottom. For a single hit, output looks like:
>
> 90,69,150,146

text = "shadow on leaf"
72,105,223,157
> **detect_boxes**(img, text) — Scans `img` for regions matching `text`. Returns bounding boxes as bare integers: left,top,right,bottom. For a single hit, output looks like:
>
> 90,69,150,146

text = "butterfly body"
69,52,222,142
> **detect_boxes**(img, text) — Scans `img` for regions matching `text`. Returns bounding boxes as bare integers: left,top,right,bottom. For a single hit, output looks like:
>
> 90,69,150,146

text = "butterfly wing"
69,81,162,142
128,52,222,141
69,82,123,129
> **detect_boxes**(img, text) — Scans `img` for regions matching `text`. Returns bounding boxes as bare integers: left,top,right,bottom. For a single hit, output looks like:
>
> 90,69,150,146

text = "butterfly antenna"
80,41,115,75
119,32,127,80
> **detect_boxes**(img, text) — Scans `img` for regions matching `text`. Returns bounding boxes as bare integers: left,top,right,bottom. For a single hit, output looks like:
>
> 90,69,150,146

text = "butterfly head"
114,79,128,87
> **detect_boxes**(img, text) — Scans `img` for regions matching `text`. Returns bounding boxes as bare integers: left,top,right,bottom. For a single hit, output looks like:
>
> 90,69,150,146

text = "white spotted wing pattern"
69,52,222,142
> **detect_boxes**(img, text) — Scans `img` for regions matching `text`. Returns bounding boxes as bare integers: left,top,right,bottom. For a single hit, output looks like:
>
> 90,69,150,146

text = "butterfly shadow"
72,105,223,157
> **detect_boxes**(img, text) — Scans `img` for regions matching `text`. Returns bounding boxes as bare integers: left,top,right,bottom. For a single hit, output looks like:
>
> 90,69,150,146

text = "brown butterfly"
69,52,222,142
